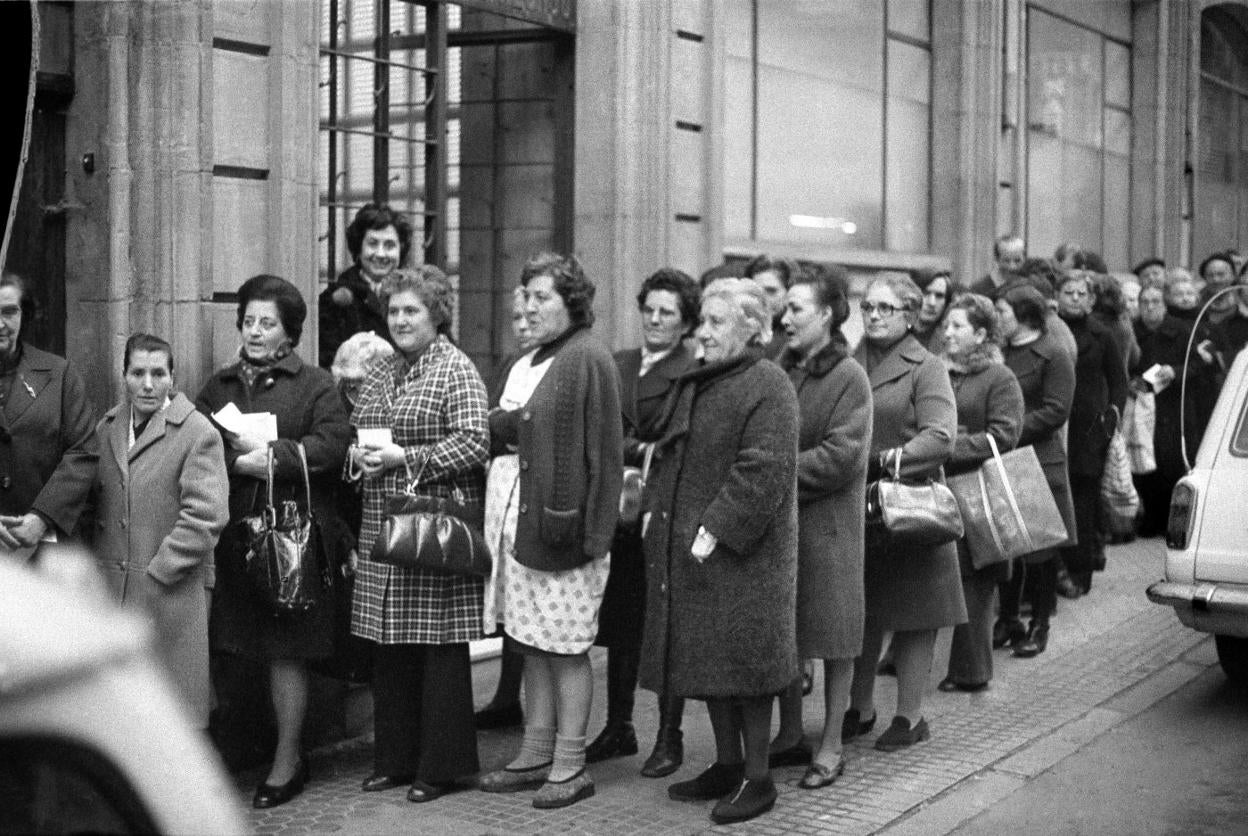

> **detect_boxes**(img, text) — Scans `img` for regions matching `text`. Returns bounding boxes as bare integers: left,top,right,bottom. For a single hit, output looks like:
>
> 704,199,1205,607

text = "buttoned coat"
350,336,490,645
195,351,351,659
639,353,800,698
597,343,697,650
92,392,230,725
1003,332,1077,557
854,333,966,632
1062,314,1129,478
0,343,96,535
780,340,872,660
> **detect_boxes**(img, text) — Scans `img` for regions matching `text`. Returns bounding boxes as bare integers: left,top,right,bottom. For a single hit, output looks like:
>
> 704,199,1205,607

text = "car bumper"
1147,580,1248,638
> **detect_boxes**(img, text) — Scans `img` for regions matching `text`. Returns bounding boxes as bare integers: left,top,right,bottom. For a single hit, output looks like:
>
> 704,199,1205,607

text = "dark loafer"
640,730,683,778
668,761,745,802
798,758,844,790
767,741,812,768
938,678,989,693
841,708,877,743
709,777,777,825
361,773,415,792
407,779,454,803
585,722,638,763
874,716,930,752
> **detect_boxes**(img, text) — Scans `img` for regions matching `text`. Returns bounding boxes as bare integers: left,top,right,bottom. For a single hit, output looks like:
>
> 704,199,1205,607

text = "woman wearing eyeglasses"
846,273,964,752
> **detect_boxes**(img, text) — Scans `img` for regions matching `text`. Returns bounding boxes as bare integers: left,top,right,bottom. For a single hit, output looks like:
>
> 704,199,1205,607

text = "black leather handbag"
865,448,964,549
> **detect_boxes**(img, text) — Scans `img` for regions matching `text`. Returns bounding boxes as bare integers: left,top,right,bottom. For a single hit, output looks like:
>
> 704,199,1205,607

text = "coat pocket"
540,506,583,549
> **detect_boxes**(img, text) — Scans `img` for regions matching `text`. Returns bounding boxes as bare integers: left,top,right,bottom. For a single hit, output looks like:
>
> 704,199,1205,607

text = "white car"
1147,348,1248,682
0,547,249,835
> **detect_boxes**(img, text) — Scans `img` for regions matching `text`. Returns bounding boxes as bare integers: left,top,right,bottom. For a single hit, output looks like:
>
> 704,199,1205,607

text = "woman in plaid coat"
348,266,490,803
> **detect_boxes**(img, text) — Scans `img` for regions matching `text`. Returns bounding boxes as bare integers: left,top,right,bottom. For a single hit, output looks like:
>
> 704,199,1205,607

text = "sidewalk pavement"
242,535,1210,835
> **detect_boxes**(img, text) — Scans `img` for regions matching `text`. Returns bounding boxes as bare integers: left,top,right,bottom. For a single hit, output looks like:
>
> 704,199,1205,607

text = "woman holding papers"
346,266,490,804
195,274,351,809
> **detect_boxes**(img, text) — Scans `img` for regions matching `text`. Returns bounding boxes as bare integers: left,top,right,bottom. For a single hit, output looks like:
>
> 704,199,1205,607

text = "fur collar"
941,341,1002,375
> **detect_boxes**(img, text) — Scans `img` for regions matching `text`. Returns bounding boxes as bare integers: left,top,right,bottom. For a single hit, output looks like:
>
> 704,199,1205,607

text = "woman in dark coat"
195,275,351,808
770,264,871,789
937,296,1023,690
994,284,1076,657
640,278,799,826
847,272,964,752
586,268,699,777
1056,271,1128,594
347,267,490,803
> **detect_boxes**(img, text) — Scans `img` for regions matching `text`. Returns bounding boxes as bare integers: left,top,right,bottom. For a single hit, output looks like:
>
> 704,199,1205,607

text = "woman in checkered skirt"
347,266,490,803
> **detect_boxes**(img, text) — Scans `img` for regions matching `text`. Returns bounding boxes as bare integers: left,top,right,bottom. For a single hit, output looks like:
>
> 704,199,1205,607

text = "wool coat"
943,345,1025,576
780,340,871,660
350,336,490,645
1002,332,1077,556
1061,313,1129,478
639,352,800,699
1133,315,1219,479
92,393,230,726
490,326,623,572
318,265,389,369
597,342,697,650
195,351,351,660
854,333,966,632
0,343,97,536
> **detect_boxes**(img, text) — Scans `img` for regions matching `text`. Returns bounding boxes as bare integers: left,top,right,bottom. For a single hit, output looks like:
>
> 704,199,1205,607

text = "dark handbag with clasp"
369,458,492,577
241,444,330,614
865,447,964,549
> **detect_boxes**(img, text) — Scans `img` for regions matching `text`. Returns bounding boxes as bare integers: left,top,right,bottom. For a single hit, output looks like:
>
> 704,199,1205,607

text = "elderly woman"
478,253,623,810
936,296,1023,690
768,264,871,789
846,272,963,752
346,266,490,803
992,285,1076,657
93,333,230,729
195,274,351,808
640,278,799,826
587,268,700,776
912,268,962,353
1055,271,1127,595
0,272,96,558
318,203,414,368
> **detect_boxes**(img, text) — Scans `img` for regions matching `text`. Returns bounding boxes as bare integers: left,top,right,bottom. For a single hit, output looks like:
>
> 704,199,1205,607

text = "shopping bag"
1124,391,1156,475
1101,425,1140,537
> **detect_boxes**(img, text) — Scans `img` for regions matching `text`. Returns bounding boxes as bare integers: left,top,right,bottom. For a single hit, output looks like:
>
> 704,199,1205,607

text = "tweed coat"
854,333,966,632
92,393,229,725
0,343,96,536
1002,332,1077,556
943,346,1025,576
780,340,872,660
1061,313,1129,478
350,335,489,645
639,352,800,698
195,351,351,660
597,343,697,650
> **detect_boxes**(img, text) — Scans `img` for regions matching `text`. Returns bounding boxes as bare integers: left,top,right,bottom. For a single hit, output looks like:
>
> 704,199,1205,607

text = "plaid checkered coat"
349,336,490,644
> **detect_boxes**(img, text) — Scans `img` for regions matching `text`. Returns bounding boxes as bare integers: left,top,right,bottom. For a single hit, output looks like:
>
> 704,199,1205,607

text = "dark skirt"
595,525,646,650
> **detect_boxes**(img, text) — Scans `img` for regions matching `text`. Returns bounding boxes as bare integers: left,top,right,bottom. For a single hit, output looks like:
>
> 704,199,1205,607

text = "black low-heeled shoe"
407,779,456,803
767,741,812,768
361,773,415,793
253,759,309,809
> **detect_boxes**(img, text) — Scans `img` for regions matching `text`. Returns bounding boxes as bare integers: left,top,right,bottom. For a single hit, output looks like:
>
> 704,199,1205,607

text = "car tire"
1214,634,1248,683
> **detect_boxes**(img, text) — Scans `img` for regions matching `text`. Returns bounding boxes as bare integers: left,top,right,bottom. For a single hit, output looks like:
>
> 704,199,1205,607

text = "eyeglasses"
860,301,903,317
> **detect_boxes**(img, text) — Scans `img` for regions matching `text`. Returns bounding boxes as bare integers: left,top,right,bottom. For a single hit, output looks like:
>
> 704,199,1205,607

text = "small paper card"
212,403,279,442
356,428,394,448
1142,364,1169,394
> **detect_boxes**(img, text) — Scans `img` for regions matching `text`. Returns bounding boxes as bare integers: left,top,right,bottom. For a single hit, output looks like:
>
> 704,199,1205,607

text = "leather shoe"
798,758,844,790
407,779,454,803
874,716,930,752
767,741,812,768
1013,620,1050,658
532,769,595,809
479,761,552,793
640,729,683,778
474,702,523,730
993,618,1025,649
585,721,638,763
841,708,876,743
1056,570,1083,600
938,678,989,693
253,759,309,809
668,761,745,802
710,777,777,825
361,773,414,792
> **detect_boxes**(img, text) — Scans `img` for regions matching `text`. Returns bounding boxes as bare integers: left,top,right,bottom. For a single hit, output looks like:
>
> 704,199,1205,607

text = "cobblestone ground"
239,536,1204,835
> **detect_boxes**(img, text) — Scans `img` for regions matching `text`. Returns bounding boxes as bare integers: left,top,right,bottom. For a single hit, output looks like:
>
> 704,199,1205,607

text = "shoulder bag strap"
640,441,656,481
296,443,312,512
985,434,1032,553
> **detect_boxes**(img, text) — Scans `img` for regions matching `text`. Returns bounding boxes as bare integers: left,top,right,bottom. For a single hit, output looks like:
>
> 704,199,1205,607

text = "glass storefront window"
1195,7,1248,260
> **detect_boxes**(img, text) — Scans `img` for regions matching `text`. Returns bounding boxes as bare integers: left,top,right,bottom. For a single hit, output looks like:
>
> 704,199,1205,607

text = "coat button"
660,583,667,592
519,459,529,471
0,476,9,489
120,519,127,529
521,410,532,421
519,503,528,514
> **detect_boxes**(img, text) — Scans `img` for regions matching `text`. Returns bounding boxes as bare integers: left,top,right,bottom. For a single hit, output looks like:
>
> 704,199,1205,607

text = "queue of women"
3,200,1179,828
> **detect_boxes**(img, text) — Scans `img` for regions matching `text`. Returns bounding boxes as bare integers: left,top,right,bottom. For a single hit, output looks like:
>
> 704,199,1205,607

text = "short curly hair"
345,203,414,264
236,274,307,347
867,271,923,328
947,293,1001,346
521,252,596,328
702,278,772,347
636,268,700,335
379,265,456,336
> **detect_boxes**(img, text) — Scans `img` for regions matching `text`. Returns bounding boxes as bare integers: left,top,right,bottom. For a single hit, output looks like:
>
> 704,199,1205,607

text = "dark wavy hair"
636,268,700,334
379,265,456,337
236,274,307,347
743,253,800,289
123,332,174,373
521,252,595,328
1000,284,1049,332
791,262,851,334
345,203,414,264
1199,251,1235,280
1017,258,1060,297
1093,274,1126,318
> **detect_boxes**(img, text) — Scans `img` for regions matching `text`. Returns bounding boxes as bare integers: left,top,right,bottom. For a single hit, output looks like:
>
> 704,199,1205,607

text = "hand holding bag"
946,435,1070,568
865,447,964,548
370,456,492,577
1100,411,1140,537
618,442,656,526
241,444,329,614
